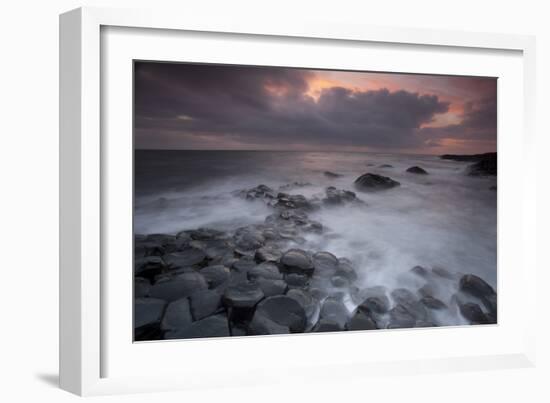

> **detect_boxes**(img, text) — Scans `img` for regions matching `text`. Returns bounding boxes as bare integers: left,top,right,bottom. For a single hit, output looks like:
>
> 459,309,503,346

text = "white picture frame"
59,6,538,396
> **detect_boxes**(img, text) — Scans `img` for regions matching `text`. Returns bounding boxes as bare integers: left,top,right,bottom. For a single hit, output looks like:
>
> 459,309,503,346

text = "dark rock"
134,298,166,340
312,319,342,332
135,240,165,257
252,295,307,333
165,314,230,339
324,171,343,178
234,228,265,255
319,297,349,329
330,275,349,288
149,272,208,302
190,290,222,321
311,251,338,276
248,313,290,335
255,278,288,297
440,153,495,162
335,258,358,282
410,265,429,278
135,256,166,278
255,245,283,262
431,266,455,280
420,296,447,310
379,164,393,168
280,249,314,275
406,166,428,175
347,310,378,331
467,153,497,176
160,297,193,331
322,187,360,206
459,274,496,299
388,304,417,328
357,290,390,315
200,265,231,288
285,273,309,288
286,289,318,323
163,248,206,269
232,256,257,273
391,288,427,321
459,302,490,324
354,173,400,192
134,277,151,298
248,262,283,280
187,228,228,241
222,281,264,309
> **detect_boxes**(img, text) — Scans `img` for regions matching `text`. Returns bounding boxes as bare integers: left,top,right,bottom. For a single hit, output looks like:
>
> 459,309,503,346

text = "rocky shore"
135,168,497,341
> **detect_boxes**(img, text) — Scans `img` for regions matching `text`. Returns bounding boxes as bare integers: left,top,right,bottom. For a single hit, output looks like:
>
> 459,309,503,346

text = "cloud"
134,62,496,152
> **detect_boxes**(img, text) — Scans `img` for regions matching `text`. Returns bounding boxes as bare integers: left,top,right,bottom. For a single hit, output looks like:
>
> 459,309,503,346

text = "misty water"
135,150,497,328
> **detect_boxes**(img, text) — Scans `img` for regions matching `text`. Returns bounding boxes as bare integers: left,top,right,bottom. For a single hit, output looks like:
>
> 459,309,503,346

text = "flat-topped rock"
200,265,231,288
160,297,193,331
319,297,349,330
189,290,222,321
135,298,166,340
163,247,206,269
252,295,307,333
222,281,264,309
165,314,230,339
354,173,400,192
347,310,378,331
280,249,314,275
248,262,283,280
311,251,338,276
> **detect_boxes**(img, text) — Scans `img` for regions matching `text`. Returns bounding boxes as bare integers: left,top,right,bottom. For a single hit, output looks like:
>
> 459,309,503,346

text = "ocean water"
135,150,497,325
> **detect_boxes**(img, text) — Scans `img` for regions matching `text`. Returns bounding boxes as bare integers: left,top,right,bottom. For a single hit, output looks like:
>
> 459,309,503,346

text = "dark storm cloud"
134,62,495,151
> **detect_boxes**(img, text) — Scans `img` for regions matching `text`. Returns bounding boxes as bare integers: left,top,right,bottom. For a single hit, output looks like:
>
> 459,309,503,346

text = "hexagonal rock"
222,281,264,309
149,272,208,302
319,297,349,330
255,278,288,297
200,265,231,288
248,313,290,335
311,251,338,276
160,297,193,331
347,310,378,331
134,298,166,340
280,249,314,275
252,295,307,333
164,314,230,339
189,290,222,321
354,173,400,192
163,247,206,269
248,262,283,281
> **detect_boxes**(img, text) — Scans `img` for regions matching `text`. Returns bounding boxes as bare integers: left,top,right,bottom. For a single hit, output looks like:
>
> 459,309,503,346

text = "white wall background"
0,0,547,401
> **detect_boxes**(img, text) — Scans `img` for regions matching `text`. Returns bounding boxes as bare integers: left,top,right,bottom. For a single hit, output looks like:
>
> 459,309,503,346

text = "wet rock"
135,256,166,278
275,194,313,210
312,319,342,332
135,240,165,257
322,187,360,206
391,288,427,321
356,289,390,315
222,281,264,309
285,273,309,288
467,153,497,176
160,297,193,331
410,265,429,278
286,288,318,323
232,256,257,274
248,313,290,335
319,297,349,329
190,290,222,321
187,228,228,241
255,278,288,297
324,171,343,178
200,265,231,288
347,310,378,331
165,314,230,339
280,249,314,275
379,164,393,168
311,251,338,276
331,275,349,288
150,272,208,302
163,248,206,269
406,166,428,175
459,274,496,299
335,258,358,282
354,173,400,192
388,304,417,328
459,302,490,324
135,298,166,340
280,209,310,225
309,287,329,301
248,262,283,280
135,277,151,298
234,228,265,255
252,295,307,333
255,245,283,262
420,296,447,310
431,266,455,280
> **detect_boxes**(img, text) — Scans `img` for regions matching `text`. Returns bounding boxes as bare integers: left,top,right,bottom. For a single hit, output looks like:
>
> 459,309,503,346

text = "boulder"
285,273,309,288
347,310,378,331
356,289,390,315
222,281,264,309
248,262,283,280
335,258,358,282
200,265,231,288
232,256,257,273
255,278,288,297
311,251,339,276
134,298,166,340
189,290,222,321
388,304,417,328
149,272,208,302
248,313,290,335
163,247,206,269
280,249,314,275
459,302,490,324
164,314,230,339
420,296,447,310
322,187,360,206
319,297,349,329
330,275,349,288
252,295,307,333
379,164,394,168
234,227,265,253
459,274,496,299
135,240,165,257
391,288,428,321
354,173,400,192
410,265,429,278
324,171,343,178
160,297,193,331
467,153,497,176
135,256,166,279
286,288,318,323
406,166,428,175
255,245,283,263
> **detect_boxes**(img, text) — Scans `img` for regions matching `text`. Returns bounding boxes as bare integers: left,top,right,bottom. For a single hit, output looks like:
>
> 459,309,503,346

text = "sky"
134,62,497,155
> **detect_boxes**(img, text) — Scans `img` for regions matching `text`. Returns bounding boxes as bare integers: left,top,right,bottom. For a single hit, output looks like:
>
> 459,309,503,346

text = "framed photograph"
60,7,537,396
